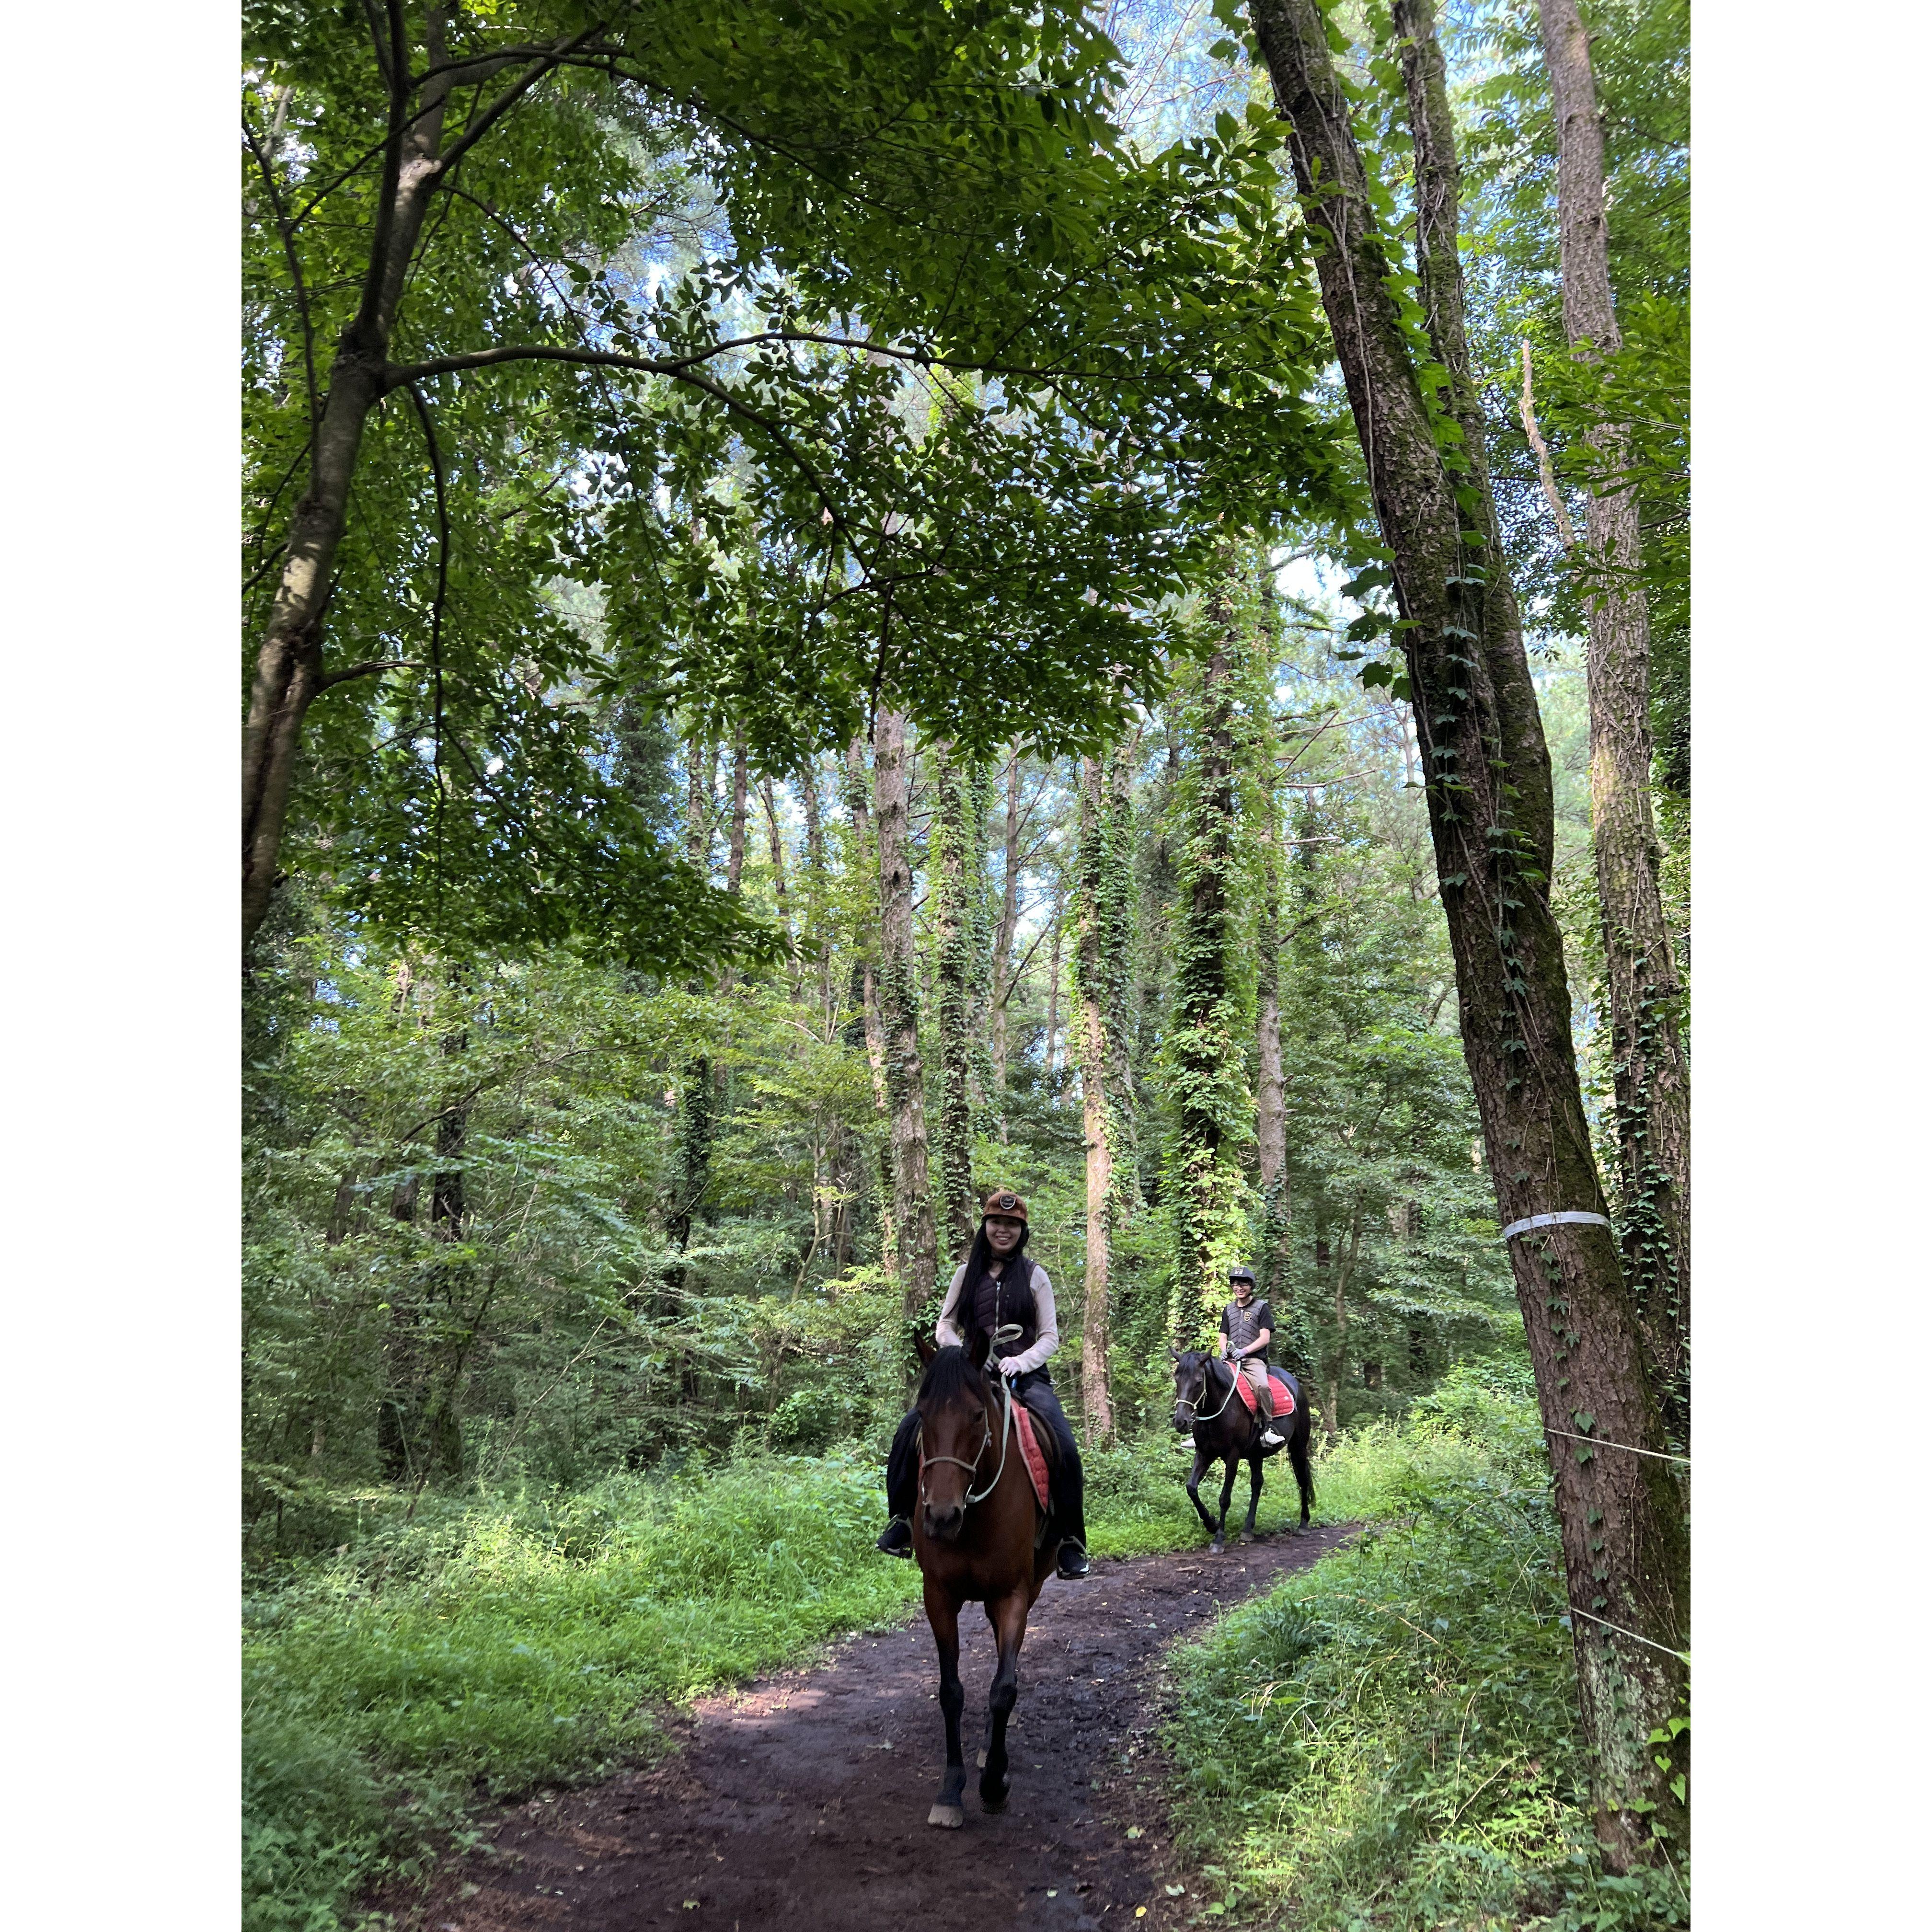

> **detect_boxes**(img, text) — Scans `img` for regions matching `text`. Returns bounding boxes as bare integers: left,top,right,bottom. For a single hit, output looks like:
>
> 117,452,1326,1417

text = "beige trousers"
1236,1357,1274,1419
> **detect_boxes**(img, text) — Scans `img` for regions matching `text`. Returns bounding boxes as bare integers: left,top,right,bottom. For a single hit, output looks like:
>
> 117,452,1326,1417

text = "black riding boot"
877,1408,920,1557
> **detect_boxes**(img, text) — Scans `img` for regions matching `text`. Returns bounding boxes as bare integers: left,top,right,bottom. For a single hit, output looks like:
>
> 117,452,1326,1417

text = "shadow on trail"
403,1526,1356,1932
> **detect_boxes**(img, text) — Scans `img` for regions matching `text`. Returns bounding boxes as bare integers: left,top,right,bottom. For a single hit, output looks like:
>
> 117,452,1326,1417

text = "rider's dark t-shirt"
1219,1297,1276,1365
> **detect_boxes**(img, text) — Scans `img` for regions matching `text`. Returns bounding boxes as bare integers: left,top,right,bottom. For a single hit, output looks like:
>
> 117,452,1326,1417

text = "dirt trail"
404,1525,1353,1932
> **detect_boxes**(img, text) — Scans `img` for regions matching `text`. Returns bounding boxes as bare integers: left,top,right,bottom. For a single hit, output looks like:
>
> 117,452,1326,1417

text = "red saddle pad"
1013,1401,1051,1513
1232,1368,1297,1417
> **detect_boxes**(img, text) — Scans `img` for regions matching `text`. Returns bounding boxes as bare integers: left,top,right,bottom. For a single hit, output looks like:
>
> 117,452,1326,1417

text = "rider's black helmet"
1229,1265,1257,1288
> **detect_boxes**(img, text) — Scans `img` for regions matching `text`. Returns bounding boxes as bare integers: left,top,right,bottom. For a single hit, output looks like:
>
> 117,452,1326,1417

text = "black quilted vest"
967,1256,1040,1361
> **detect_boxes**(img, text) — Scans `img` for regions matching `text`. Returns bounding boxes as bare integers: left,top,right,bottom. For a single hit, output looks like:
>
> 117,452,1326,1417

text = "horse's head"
1171,1348,1213,1435
913,1327,995,1543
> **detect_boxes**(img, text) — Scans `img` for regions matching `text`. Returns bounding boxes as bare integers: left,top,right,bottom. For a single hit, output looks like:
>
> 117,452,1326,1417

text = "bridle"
1175,1354,1239,1428
917,1366,1017,1512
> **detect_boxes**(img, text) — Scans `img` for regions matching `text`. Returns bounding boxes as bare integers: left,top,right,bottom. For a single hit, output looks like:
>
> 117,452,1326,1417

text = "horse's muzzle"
922,1500,965,1542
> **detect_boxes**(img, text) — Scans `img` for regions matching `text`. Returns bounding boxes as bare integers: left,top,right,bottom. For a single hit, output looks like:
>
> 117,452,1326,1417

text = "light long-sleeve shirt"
934,1259,1060,1374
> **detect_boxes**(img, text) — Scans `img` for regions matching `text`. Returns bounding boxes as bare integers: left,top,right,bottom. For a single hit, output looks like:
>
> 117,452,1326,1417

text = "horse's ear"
1169,1346,1182,1361
966,1324,991,1370
915,1333,938,1366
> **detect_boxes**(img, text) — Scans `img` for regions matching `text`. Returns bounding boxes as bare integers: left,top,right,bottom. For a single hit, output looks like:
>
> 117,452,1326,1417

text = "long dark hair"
955,1216,1033,1328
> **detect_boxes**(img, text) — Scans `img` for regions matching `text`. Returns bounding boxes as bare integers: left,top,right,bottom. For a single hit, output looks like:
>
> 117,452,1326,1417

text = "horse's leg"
1185,1444,1218,1536
979,1588,1029,1813
923,1577,967,1829
1241,1452,1264,1540
1211,1452,1239,1552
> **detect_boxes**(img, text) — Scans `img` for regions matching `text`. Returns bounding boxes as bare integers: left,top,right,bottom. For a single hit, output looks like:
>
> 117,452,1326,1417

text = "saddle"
1232,1367,1298,1420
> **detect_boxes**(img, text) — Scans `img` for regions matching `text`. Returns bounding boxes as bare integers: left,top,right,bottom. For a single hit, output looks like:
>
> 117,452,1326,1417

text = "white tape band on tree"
1501,1210,1613,1241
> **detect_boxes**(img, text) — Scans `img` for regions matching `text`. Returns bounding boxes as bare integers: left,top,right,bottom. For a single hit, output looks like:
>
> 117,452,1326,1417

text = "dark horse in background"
1171,1350,1314,1552
910,1324,1062,1829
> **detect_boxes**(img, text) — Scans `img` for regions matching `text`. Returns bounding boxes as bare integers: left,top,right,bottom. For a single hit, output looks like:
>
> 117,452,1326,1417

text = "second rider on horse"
876,1188,1091,1579
1220,1265,1285,1449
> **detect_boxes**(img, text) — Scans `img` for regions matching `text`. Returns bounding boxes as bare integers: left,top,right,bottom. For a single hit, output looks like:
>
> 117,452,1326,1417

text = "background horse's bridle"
1175,1354,1240,1427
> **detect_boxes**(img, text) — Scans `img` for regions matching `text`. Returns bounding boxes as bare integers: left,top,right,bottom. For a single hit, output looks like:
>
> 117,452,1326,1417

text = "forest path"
405,1524,1356,1932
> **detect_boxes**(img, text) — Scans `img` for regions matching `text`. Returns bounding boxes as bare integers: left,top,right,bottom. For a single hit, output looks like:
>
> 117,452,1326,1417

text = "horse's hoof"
1208,1541,1224,1555
977,1748,988,1770
928,1803,965,1829
980,1783,1009,1815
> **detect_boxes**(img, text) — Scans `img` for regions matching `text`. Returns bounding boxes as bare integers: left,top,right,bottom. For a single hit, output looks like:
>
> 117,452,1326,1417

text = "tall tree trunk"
726,734,749,895
1042,876,1064,1088
1256,767,1291,1297
1102,737,1143,1213
800,756,832,1024
1163,599,1253,1331
844,741,900,1276
990,748,1023,1132
1536,0,1690,1439
872,710,937,1316
670,738,714,1252
242,7,461,951
759,779,799,995
1248,0,1688,1863
932,742,980,1258
1072,755,1120,1444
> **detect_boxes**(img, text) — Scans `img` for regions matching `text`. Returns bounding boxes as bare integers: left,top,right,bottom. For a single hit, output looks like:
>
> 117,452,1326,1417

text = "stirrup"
1259,1426,1285,1448
1055,1541,1090,1579
876,1518,913,1558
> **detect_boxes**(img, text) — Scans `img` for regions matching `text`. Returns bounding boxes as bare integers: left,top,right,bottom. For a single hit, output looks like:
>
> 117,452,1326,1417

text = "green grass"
242,1433,1263,1932
1161,1367,1689,1932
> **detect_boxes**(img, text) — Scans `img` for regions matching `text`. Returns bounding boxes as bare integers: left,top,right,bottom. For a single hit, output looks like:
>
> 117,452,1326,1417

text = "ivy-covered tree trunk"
1255,738,1292,1299
1536,0,1690,1439
1249,0,1688,1864
1163,601,1255,1334
1072,753,1126,1444
669,739,714,1253
1103,738,1144,1213
989,750,1022,1126
932,742,981,1258
844,738,899,1276
872,708,938,1316
799,756,832,1024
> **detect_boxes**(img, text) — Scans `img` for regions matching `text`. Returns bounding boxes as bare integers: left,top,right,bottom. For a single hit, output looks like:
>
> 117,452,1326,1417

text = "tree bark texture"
932,742,981,1258
1536,0,1690,1437
242,8,461,952
872,709,938,1316
1249,0,1688,1863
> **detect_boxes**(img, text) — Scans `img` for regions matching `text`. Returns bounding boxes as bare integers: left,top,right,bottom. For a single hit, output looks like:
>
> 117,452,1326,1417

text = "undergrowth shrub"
1164,1366,1689,1931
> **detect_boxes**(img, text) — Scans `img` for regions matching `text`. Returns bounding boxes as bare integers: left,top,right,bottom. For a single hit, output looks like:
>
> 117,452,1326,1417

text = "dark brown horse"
1171,1349,1314,1552
911,1325,1061,1829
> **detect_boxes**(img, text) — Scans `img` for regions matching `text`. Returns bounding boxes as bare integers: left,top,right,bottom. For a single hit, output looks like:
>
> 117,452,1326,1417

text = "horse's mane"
917,1344,988,1408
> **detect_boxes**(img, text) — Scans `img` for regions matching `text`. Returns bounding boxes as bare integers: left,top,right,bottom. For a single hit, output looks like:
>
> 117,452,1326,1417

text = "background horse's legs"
979,1588,1029,1813
1185,1443,1218,1535
923,1578,967,1829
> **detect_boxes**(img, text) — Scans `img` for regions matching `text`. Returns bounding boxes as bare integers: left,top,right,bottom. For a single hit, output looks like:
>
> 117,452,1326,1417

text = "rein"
918,1368,1017,1511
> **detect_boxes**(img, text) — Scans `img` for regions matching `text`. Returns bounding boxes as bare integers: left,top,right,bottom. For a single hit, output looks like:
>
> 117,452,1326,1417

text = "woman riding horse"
876,1188,1090,1580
